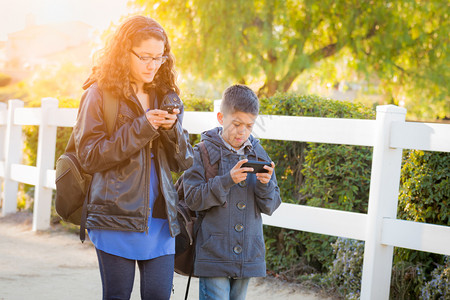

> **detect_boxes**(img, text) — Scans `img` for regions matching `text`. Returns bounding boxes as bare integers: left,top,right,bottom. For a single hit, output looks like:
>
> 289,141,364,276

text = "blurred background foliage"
1,0,448,120
133,0,449,121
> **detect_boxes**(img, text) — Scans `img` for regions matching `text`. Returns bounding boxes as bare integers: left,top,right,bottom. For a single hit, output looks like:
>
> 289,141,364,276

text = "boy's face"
217,111,257,150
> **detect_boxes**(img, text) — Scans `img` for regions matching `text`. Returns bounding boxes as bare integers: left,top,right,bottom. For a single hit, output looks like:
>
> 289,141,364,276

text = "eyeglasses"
130,49,167,65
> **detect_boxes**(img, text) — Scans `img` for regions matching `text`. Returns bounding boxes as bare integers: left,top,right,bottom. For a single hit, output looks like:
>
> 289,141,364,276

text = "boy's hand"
256,161,275,184
230,159,252,184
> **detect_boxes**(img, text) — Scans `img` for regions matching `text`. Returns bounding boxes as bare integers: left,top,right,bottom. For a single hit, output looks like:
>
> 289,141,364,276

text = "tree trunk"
258,70,301,97
258,77,279,98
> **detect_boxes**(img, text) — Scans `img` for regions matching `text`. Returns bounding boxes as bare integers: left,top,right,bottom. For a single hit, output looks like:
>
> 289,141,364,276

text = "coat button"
239,180,247,187
237,202,246,210
233,245,243,254
235,224,244,232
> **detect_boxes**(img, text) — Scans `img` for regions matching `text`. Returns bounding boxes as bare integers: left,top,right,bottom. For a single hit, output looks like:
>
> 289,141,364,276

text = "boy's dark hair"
221,84,259,115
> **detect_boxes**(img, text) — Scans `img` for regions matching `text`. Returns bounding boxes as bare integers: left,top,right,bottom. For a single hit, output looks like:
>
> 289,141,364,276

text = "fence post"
0,102,7,207
1,100,24,216
360,105,406,299
32,98,58,231
214,99,221,114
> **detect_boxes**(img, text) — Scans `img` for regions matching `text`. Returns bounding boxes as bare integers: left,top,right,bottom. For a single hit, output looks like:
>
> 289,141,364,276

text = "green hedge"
259,93,375,274
398,150,449,226
324,149,449,299
393,150,450,298
396,149,450,275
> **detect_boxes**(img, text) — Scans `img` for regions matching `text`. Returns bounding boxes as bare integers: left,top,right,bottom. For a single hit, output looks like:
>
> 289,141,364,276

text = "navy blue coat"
183,127,281,278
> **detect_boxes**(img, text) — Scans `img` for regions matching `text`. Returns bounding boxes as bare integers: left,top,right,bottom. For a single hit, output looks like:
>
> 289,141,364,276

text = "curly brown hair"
90,15,179,98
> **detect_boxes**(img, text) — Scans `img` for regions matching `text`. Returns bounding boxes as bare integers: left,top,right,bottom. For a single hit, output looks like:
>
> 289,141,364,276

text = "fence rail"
1,98,449,299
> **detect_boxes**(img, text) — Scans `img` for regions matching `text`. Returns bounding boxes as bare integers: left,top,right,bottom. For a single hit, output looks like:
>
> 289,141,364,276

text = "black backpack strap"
183,141,217,300
198,141,217,181
79,183,91,242
195,141,214,225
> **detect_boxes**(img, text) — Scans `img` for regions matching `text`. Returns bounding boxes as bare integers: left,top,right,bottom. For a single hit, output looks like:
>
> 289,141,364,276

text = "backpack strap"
197,141,218,181
102,90,119,136
181,141,219,300
79,183,91,242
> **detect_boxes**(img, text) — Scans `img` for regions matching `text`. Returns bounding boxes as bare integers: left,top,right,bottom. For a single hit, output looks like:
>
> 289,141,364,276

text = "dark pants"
95,249,174,300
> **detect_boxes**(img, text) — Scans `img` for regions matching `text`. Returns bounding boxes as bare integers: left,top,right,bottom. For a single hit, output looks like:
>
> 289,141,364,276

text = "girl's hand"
256,161,274,184
145,108,180,130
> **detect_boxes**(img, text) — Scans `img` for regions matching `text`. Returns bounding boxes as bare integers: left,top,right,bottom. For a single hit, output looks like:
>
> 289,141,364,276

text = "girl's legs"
199,277,250,300
137,254,174,300
96,249,136,300
96,249,174,300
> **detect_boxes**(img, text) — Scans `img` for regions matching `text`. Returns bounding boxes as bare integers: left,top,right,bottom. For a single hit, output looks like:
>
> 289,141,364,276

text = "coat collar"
200,127,267,165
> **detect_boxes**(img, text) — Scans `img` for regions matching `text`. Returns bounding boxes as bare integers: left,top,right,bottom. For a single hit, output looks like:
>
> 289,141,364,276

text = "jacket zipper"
145,143,151,234
174,126,180,154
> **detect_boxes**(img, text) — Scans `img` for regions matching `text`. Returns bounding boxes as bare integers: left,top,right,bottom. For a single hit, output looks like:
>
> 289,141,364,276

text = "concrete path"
0,212,332,300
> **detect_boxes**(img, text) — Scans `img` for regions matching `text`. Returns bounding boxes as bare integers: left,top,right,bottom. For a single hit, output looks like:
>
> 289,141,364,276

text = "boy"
183,84,282,300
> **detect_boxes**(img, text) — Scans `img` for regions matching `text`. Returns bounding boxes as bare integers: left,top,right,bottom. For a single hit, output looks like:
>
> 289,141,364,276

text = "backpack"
174,141,218,299
55,90,118,241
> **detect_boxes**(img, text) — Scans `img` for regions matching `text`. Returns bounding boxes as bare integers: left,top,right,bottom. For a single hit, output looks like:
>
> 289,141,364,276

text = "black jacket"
73,82,193,237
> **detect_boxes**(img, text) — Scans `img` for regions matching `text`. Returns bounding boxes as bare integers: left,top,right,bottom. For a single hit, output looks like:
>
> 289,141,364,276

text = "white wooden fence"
1,98,450,299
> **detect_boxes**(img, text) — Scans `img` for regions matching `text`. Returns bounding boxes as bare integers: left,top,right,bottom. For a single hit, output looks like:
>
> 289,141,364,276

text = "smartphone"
160,103,180,113
241,160,271,173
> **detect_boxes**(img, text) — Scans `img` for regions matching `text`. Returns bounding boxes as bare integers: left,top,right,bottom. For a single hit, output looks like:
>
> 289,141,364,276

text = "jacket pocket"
198,234,227,261
116,103,137,126
245,235,265,262
87,204,109,214
117,112,134,127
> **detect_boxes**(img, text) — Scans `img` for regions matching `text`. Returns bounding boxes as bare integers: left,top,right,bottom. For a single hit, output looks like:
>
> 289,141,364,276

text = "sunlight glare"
36,0,81,24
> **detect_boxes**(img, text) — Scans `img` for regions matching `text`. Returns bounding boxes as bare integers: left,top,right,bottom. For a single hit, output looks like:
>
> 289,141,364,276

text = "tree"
133,0,449,119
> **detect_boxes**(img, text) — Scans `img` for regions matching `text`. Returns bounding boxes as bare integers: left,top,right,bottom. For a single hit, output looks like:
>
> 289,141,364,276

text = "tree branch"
309,20,380,64
241,30,267,69
309,42,340,63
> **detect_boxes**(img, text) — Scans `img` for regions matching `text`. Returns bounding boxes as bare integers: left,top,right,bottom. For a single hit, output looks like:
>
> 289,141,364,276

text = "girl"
73,15,193,299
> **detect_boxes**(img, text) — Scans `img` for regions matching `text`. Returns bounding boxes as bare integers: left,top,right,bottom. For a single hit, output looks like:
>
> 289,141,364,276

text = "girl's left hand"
256,161,275,184
146,108,180,130
159,108,180,130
